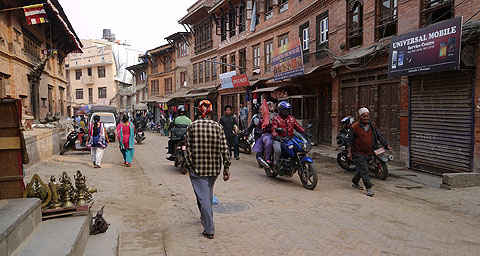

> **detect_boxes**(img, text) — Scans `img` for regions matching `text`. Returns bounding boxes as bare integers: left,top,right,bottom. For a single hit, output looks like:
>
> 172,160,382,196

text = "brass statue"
48,176,62,209
23,174,52,208
59,171,74,208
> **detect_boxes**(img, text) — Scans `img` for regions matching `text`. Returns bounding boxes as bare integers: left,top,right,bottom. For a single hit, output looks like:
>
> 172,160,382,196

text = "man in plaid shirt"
185,100,231,239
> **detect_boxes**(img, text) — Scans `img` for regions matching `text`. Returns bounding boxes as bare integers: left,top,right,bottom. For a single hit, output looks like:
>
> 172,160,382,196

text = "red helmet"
198,100,212,118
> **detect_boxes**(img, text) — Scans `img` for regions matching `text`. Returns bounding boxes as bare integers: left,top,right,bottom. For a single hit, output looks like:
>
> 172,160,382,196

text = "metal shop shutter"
409,72,474,174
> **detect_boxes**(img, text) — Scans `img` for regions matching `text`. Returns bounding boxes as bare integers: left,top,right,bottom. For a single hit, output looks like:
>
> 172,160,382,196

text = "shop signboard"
388,17,462,77
232,74,250,87
272,38,304,81
219,71,236,89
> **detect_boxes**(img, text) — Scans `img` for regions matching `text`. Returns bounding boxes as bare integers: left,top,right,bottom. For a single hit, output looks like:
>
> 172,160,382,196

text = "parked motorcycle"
173,139,188,174
336,116,393,180
60,127,89,155
135,127,146,144
336,116,357,172
258,124,318,190
238,131,254,154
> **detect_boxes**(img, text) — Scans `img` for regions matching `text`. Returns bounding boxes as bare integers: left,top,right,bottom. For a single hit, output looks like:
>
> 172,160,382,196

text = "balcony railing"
81,76,94,85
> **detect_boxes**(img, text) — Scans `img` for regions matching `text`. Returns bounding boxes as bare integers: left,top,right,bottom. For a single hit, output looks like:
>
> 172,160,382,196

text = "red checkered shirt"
185,118,231,177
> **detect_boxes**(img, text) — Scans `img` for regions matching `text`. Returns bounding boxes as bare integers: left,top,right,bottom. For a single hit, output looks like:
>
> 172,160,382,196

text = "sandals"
125,162,131,167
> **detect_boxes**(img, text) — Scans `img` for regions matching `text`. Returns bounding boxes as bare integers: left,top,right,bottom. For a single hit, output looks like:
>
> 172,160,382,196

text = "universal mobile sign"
273,38,304,81
388,17,462,77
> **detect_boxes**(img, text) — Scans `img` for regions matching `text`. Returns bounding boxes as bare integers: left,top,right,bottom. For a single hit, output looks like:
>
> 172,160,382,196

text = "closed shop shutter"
409,72,474,174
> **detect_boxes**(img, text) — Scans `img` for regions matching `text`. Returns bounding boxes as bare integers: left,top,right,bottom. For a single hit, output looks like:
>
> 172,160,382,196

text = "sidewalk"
309,144,442,187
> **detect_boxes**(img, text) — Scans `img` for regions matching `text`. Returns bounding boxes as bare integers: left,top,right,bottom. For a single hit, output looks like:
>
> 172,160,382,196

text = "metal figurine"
74,170,88,206
48,176,62,209
23,174,52,208
59,171,74,208
91,206,109,235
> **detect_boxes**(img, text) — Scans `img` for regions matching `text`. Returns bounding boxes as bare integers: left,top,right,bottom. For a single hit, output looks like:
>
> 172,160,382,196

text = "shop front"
409,71,475,174
337,64,401,158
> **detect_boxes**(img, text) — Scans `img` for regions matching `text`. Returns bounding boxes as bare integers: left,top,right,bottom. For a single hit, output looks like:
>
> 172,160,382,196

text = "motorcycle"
336,116,393,180
60,127,89,155
258,124,318,190
238,131,254,154
135,127,146,144
173,139,188,174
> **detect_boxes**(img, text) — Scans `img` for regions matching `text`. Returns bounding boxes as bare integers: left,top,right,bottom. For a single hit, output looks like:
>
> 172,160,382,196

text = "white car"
90,112,116,142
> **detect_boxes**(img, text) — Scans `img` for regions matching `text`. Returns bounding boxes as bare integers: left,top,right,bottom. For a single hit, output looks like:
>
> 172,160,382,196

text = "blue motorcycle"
258,124,318,190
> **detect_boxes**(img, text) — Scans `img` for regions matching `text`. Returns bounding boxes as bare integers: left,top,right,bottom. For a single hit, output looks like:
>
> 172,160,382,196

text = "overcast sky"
59,0,194,52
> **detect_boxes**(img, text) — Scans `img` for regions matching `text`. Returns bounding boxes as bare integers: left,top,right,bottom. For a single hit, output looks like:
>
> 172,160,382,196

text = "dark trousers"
226,135,239,158
167,139,178,154
352,154,374,189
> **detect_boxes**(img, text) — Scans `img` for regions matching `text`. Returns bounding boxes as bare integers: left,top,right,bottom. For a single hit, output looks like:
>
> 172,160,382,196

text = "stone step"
83,226,119,256
0,198,42,256
12,211,92,256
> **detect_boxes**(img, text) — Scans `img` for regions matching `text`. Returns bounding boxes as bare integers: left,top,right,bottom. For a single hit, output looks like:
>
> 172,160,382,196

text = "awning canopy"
252,86,282,93
182,92,210,98
134,103,148,110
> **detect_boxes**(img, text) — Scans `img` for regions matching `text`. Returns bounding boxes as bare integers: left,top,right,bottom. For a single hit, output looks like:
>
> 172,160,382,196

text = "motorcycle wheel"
264,166,278,178
299,162,318,190
373,161,389,180
136,137,142,144
337,152,357,172
60,147,67,155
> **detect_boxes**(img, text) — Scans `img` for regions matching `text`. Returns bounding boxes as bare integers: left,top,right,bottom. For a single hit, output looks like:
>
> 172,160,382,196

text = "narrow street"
27,132,480,256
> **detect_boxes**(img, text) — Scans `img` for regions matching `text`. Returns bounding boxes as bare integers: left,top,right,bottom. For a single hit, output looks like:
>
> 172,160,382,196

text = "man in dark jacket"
347,107,392,196
220,105,240,160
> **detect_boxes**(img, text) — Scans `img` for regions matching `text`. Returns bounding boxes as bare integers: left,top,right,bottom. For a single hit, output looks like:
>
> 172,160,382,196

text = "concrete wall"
24,129,66,166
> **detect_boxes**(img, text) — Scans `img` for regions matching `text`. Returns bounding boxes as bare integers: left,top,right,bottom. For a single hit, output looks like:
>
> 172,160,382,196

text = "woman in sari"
88,115,109,168
116,115,135,167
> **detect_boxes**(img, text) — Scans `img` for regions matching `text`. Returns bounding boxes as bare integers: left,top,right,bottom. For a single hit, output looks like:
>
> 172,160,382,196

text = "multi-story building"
144,44,177,121
126,61,148,112
0,0,82,120
179,0,222,120
66,39,143,115
177,0,480,173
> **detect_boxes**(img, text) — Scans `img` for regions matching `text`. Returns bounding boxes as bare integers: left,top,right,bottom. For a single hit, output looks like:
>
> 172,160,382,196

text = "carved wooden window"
193,63,197,84
347,0,363,48
316,11,329,60
230,53,236,72
229,8,237,37
194,19,213,54
211,58,217,80
239,1,246,33
421,0,453,26
264,40,273,73
164,78,172,95
376,0,398,40
239,49,246,74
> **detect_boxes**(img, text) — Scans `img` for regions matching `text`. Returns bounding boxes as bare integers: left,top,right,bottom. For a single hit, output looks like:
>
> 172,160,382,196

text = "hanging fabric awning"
252,86,282,93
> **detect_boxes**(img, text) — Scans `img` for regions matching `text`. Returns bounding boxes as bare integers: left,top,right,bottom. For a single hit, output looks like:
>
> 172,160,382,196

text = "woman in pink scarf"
115,114,135,167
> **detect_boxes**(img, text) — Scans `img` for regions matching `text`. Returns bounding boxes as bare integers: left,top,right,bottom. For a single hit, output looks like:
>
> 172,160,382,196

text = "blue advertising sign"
272,39,304,81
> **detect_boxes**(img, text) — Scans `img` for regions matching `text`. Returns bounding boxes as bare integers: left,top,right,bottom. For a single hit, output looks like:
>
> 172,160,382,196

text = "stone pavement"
25,133,480,255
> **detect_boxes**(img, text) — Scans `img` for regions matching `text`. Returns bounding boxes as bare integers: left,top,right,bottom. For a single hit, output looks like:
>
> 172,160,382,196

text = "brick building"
0,0,82,120
176,0,480,173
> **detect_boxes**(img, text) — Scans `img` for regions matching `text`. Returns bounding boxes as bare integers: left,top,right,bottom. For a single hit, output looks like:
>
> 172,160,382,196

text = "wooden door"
318,84,332,144
378,82,400,155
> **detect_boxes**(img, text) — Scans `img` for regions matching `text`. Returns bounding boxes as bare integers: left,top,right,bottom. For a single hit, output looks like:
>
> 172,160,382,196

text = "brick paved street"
26,132,480,256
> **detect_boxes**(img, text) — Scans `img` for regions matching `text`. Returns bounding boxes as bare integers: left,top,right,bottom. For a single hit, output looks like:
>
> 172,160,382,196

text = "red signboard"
231,74,250,87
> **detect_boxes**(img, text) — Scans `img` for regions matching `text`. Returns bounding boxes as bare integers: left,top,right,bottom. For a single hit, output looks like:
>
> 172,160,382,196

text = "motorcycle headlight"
303,142,312,152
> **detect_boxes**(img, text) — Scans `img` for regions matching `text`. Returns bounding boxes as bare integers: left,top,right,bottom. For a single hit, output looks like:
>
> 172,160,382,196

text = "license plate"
182,146,186,150
374,148,385,155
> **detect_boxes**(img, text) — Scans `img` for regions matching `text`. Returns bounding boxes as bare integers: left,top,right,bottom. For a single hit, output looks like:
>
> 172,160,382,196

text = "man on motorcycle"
271,101,305,174
346,107,392,196
167,105,192,161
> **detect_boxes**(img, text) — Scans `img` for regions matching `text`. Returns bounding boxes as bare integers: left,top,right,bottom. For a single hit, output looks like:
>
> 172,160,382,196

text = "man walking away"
239,102,248,130
185,100,231,239
220,105,240,160
346,107,392,196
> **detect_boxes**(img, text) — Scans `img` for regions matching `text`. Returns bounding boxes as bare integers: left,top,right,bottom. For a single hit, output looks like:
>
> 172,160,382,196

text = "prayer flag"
23,4,48,25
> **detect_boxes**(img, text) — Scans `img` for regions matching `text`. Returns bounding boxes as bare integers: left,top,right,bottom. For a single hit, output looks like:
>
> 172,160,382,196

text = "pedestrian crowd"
66,99,391,240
